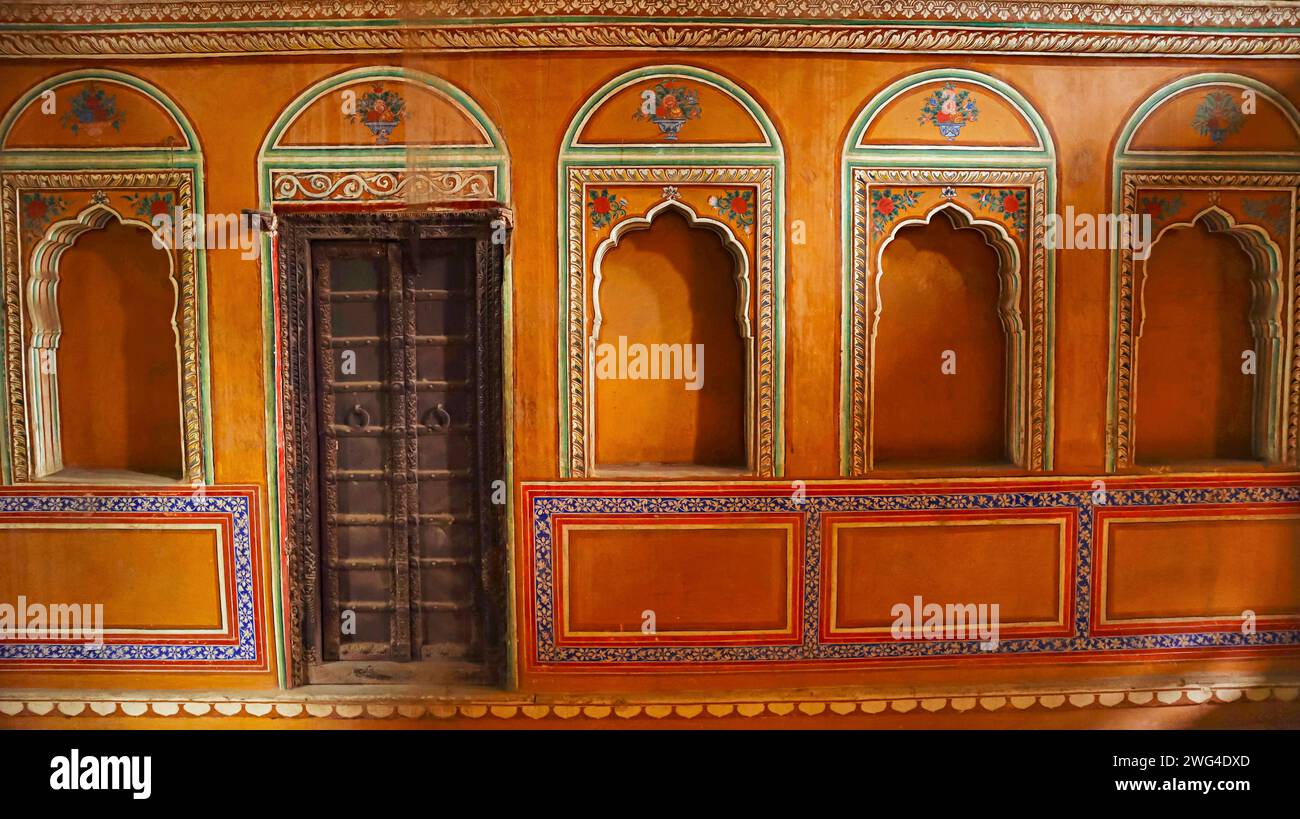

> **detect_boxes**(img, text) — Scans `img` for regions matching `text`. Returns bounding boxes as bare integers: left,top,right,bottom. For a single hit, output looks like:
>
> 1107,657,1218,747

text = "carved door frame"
275,208,509,687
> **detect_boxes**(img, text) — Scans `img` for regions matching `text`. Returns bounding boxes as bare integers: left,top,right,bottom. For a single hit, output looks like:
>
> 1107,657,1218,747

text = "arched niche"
871,204,1024,468
1110,73,1300,470
842,69,1056,475
31,207,184,480
0,68,208,485
559,64,785,478
1133,207,1284,466
589,199,753,474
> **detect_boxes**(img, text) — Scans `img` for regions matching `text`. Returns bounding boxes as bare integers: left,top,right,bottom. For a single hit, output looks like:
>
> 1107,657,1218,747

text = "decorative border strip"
2,683,1297,722
1,4,1300,58
522,476,1300,671
0,486,265,670
3,2,1298,28
270,169,496,203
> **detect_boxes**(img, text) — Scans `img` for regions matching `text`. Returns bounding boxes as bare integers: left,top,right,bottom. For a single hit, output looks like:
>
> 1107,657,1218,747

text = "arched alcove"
1134,209,1283,465
55,219,183,479
0,68,208,485
24,204,183,481
560,64,785,478
1109,73,1299,470
873,209,1018,467
842,69,1056,475
591,206,750,473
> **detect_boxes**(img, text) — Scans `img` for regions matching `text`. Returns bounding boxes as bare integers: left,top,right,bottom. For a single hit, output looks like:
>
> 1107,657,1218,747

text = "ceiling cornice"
0,2,1297,59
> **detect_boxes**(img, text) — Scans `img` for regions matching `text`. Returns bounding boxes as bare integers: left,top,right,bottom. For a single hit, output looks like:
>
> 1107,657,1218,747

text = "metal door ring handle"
423,403,452,431
345,404,371,429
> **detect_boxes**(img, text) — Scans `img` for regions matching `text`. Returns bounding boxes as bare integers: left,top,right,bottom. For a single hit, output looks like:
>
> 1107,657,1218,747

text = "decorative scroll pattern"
1,3,1298,57
270,169,495,203
848,167,1050,475
1112,172,1300,469
1,171,205,484
1,1,1296,28
564,166,778,477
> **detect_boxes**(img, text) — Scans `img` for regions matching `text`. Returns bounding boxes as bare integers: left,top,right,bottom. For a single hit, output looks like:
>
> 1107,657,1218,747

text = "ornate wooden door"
277,211,508,686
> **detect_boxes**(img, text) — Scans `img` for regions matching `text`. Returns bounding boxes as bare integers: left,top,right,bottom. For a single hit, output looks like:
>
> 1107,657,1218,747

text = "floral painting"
1242,194,1290,237
709,189,754,233
60,82,125,136
633,80,702,141
1137,194,1184,224
971,188,1027,234
20,192,67,236
870,188,924,236
125,192,175,221
347,84,405,144
918,82,979,141
1191,91,1244,145
588,188,628,229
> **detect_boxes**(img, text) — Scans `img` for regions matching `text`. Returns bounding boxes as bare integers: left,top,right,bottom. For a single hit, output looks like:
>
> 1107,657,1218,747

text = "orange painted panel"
56,220,184,478
859,80,1039,147
829,518,1065,630
1103,516,1300,621
594,209,748,469
562,524,791,634
873,214,1009,466
1127,85,1300,153
578,78,766,144
0,525,223,630
1135,220,1256,464
278,79,488,147
4,78,184,149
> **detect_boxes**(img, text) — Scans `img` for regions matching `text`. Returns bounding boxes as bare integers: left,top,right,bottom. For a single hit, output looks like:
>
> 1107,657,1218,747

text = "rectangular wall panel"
554,513,802,647
522,476,1300,673
0,486,265,671
1095,509,1300,634
822,509,1070,641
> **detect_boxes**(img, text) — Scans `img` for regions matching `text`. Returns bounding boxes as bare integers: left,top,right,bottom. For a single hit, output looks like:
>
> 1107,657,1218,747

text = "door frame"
274,208,510,687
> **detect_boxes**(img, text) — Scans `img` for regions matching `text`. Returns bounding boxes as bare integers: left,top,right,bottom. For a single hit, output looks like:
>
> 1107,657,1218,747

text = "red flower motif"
730,196,748,215
876,198,895,216
1002,194,1021,213
150,199,170,217
24,199,47,220
592,196,611,215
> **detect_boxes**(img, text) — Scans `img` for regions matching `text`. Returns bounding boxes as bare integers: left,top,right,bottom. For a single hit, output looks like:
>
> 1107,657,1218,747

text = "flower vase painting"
633,80,702,141
918,82,980,141
348,84,405,145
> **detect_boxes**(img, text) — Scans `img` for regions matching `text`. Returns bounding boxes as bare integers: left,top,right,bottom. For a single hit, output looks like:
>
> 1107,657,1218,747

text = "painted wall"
0,51,1298,695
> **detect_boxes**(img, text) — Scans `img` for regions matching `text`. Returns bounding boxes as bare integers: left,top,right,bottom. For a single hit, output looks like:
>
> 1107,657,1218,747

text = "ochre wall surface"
1,52,1299,699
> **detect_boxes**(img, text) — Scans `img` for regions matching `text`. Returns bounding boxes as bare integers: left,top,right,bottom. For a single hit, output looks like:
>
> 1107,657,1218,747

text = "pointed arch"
1109,73,1300,470
0,68,208,485
560,64,785,478
842,68,1056,475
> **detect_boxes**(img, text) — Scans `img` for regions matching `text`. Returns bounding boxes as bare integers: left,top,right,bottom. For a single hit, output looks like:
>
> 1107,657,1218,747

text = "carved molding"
564,166,778,478
1,171,204,484
1,2,1296,27
1,3,1298,57
1112,171,1300,470
847,167,1051,475
270,169,496,204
